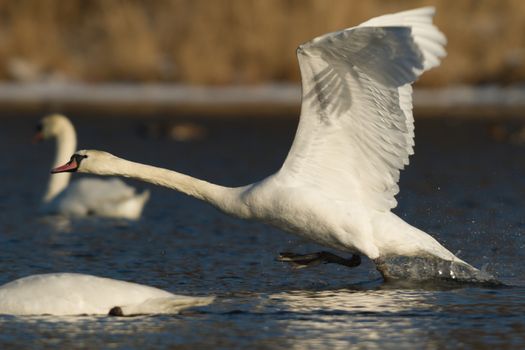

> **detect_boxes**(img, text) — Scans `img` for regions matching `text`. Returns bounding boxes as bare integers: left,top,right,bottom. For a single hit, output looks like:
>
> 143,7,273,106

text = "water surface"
1,114,524,349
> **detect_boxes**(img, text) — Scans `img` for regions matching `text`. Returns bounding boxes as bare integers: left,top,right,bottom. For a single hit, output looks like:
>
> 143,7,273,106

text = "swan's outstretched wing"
279,7,445,211
56,178,147,217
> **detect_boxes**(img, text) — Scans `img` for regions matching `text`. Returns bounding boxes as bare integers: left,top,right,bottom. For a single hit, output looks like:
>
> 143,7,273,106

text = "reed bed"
0,0,523,86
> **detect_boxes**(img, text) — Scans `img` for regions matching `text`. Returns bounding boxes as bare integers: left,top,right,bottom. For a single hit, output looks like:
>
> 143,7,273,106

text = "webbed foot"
277,251,361,269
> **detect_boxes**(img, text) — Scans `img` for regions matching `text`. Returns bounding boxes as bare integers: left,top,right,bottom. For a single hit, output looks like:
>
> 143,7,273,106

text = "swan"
52,8,498,283
35,114,150,220
0,273,214,316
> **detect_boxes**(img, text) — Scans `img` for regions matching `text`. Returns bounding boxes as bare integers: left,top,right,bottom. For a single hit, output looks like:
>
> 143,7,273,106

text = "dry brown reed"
0,0,523,86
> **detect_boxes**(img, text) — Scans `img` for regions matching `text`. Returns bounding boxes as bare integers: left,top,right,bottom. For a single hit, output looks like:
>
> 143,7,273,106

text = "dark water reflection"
1,114,525,348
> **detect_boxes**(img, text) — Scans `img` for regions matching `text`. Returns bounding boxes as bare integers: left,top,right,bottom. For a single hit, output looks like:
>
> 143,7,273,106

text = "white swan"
0,273,213,316
52,8,496,283
36,114,150,220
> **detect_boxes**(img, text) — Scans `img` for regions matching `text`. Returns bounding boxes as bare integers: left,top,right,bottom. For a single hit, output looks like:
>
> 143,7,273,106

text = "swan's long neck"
90,157,250,218
43,125,77,203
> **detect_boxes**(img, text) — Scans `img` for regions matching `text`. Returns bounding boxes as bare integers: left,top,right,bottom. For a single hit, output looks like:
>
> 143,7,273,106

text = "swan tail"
113,295,214,316
106,189,151,220
129,189,150,219
138,189,151,205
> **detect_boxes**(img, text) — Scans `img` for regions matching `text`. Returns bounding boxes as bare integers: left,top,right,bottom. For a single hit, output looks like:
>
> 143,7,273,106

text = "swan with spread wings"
52,8,497,283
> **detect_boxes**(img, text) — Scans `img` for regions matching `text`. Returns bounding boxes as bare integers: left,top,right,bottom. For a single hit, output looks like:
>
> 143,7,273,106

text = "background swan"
52,8,496,283
36,114,150,220
0,273,213,316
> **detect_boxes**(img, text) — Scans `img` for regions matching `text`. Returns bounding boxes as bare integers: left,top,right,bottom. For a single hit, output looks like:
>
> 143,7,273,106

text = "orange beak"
32,131,44,144
51,159,79,173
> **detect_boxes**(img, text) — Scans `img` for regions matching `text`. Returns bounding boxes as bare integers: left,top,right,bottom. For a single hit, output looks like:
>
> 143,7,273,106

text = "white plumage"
285,6,445,212
37,114,150,220
53,8,487,281
0,273,213,316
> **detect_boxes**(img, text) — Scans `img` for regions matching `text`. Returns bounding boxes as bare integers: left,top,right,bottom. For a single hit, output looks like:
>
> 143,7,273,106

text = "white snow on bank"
0,82,523,110
414,86,525,108
0,83,300,107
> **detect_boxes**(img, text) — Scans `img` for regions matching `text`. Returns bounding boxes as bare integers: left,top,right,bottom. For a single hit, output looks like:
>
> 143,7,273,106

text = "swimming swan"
35,114,150,220
0,273,213,316
52,8,497,283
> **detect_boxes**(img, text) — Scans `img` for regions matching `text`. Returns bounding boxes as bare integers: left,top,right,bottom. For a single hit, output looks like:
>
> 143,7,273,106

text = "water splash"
374,255,503,286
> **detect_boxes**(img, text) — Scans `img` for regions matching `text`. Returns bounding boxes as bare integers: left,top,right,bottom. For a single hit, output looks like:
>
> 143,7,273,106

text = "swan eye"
72,154,88,164
66,154,88,170
36,123,43,132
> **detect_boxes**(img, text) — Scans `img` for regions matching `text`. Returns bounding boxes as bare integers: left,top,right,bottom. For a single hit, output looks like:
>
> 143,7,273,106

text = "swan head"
34,114,74,142
51,150,118,175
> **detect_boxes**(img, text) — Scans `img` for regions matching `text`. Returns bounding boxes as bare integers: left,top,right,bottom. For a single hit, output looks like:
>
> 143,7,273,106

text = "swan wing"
279,7,445,211
67,178,137,205
57,178,148,217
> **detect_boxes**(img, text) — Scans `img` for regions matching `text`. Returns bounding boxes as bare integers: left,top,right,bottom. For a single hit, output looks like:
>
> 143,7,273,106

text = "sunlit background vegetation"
0,0,524,86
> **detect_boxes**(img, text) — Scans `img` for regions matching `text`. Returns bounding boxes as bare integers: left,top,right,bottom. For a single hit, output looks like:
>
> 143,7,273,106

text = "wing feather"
278,7,445,211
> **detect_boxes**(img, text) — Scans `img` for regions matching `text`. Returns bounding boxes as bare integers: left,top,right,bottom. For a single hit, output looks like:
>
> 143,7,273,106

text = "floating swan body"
36,114,149,220
0,273,213,316
53,8,496,282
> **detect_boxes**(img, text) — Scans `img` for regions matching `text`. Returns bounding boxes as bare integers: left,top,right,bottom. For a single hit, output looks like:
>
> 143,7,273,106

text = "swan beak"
32,131,44,144
51,159,79,173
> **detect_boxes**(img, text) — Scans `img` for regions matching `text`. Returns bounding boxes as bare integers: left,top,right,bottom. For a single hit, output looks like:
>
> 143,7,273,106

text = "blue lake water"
1,113,525,349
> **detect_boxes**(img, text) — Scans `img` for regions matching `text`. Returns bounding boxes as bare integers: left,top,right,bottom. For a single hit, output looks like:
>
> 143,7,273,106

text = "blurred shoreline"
1,1,524,87
0,83,524,118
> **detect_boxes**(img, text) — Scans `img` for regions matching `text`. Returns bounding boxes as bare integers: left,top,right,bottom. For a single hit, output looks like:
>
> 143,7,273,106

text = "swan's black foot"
277,251,361,269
